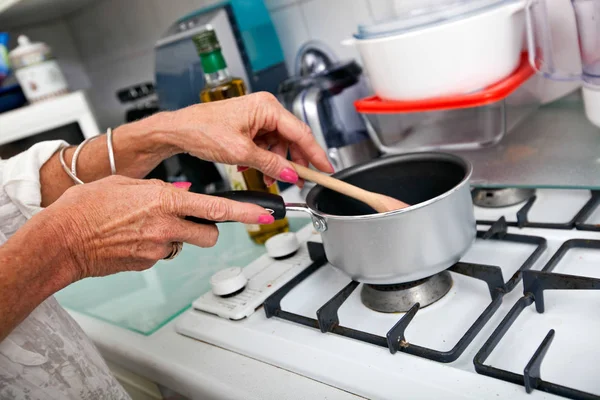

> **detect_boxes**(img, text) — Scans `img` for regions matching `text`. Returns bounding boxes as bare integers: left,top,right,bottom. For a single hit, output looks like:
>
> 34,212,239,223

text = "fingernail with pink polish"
237,166,249,172
328,162,335,172
173,181,192,190
258,214,275,224
279,168,298,184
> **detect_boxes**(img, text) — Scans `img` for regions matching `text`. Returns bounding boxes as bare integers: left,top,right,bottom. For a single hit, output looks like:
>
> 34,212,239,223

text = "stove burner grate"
474,239,600,400
575,191,600,232
481,218,547,292
264,219,546,363
476,190,600,231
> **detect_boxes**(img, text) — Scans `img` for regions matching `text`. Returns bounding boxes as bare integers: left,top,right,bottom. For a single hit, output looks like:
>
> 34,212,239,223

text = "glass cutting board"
56,218,311,335
451,101,600,189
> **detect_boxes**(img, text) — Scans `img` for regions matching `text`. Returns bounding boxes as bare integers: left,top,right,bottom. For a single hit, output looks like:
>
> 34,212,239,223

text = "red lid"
355,53,534,114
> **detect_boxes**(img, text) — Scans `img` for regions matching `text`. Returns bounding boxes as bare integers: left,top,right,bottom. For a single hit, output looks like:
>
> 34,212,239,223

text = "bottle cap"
192,28,221,55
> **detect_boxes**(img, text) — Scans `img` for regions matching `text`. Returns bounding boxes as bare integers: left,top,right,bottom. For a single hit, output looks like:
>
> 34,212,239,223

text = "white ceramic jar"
8,35,68,103
348,0,526,101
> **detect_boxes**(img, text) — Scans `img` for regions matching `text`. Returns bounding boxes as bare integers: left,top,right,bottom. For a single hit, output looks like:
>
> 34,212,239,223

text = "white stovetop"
69,186,600,400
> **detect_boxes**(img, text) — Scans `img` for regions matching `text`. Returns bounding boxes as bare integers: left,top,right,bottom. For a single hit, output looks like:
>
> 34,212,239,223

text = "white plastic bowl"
348,1,526,101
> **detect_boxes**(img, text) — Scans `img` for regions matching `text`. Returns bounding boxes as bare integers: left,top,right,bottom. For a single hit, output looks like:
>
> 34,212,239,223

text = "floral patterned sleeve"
0,141,130,400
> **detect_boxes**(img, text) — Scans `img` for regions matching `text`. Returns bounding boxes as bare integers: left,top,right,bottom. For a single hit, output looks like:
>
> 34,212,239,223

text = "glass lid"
356,0,509,39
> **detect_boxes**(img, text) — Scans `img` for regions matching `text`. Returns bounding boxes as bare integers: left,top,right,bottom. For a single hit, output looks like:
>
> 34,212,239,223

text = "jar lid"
354,53,533,113
355,0,508,39
8,35,50,60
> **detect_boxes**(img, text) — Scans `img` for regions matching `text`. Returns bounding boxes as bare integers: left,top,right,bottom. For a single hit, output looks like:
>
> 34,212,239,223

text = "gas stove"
176,188,600,400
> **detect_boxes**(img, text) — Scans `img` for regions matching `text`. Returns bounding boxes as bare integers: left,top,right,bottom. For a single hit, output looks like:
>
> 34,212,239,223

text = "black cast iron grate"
478,218,547,293
264,218,546,363
476,190,600,231
474,239,600,400
574,191,600,232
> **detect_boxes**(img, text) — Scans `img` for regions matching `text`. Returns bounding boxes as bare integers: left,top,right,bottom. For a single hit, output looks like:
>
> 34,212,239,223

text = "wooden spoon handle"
290,162,389,212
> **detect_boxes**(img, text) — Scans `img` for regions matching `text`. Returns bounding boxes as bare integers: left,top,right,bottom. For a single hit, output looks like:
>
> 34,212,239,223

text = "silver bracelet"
106,127,116,175
70,128,114,183
71,136,97,177
59,146,84,185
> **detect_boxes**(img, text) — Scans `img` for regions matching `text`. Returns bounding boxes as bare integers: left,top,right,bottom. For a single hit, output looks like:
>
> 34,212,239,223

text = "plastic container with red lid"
355,54,539,154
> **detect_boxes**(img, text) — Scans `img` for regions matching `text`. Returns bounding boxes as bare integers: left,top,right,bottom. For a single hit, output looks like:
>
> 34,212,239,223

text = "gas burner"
360,271,453,313
472,188,536,208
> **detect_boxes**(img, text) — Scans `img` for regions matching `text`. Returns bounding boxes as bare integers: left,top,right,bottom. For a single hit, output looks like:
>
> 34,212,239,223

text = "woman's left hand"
158,92,334,186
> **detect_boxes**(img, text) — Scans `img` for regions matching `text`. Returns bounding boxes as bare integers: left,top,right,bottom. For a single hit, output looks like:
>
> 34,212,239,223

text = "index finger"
274,106,334,173
168,190,275,225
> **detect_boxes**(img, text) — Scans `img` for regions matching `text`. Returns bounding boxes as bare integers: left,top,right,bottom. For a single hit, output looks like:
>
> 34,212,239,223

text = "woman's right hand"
40,175,274,281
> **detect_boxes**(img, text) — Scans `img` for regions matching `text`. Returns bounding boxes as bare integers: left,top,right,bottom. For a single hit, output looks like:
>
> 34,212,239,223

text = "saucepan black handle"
185,191,287,225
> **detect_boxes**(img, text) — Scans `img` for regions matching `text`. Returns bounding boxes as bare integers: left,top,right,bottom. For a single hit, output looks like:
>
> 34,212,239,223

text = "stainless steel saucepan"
188,152,476,285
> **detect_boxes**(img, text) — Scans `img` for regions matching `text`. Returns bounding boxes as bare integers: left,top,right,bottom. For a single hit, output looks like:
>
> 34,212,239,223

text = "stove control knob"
265,232,300,259
210,267,247,296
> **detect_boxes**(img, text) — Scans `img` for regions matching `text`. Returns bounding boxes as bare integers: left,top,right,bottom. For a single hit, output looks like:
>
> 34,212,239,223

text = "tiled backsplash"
8,0,382,130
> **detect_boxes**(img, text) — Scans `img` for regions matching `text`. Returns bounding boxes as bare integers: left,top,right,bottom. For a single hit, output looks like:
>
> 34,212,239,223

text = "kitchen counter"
65,186,361,400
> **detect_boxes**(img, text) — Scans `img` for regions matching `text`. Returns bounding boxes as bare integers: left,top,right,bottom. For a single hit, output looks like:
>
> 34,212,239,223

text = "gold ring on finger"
163,241,183,260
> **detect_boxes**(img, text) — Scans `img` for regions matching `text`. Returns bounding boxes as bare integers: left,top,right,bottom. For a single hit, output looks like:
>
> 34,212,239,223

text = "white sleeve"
0,140,67,240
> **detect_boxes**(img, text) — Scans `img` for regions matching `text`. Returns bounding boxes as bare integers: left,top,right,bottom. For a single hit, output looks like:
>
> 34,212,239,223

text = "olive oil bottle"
193,29,289,244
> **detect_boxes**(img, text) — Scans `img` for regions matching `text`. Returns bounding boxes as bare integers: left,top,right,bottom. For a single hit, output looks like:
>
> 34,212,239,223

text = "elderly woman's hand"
161,92,334,185
42,175,273,280
41,92,333,206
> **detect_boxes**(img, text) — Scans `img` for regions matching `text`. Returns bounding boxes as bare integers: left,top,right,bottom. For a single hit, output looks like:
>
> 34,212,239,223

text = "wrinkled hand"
42,175,274,280
166,92,334,186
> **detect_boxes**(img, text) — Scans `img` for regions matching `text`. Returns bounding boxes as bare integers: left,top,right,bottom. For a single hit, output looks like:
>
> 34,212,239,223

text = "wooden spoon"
290,162,410,213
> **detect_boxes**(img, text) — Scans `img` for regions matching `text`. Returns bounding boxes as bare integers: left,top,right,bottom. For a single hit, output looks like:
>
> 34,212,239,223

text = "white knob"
210,267,247,296
265,232,300,259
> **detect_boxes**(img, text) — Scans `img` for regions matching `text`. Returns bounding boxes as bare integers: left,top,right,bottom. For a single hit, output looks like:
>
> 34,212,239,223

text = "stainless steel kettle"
278,41,378,171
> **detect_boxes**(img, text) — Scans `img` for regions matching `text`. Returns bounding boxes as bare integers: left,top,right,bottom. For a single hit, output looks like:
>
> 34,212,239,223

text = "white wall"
62,0,223,130
8,0,383,130
267,0,381,73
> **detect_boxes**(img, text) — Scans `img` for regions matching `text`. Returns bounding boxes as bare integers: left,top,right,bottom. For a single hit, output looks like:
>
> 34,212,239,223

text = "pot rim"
305,151,473,221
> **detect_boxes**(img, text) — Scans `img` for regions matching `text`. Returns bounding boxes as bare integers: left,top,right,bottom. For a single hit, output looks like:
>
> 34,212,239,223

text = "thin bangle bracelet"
59,146,84,185
71,136,97,177
106,127,116,175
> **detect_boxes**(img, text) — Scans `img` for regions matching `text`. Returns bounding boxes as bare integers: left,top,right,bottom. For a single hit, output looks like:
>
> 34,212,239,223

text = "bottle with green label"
193,29,290,244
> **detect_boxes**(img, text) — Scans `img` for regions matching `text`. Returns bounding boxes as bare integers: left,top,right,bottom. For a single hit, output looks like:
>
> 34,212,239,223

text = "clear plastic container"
356,0,508,38
355,54,539,154
360,100,539,153
525,0,600,128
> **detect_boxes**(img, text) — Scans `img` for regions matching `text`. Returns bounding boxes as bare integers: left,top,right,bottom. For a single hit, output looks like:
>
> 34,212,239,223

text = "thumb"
247,147,299,184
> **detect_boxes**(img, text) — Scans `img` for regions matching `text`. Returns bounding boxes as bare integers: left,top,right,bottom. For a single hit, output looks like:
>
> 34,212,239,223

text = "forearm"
40,112,178,206
0,211,75,342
